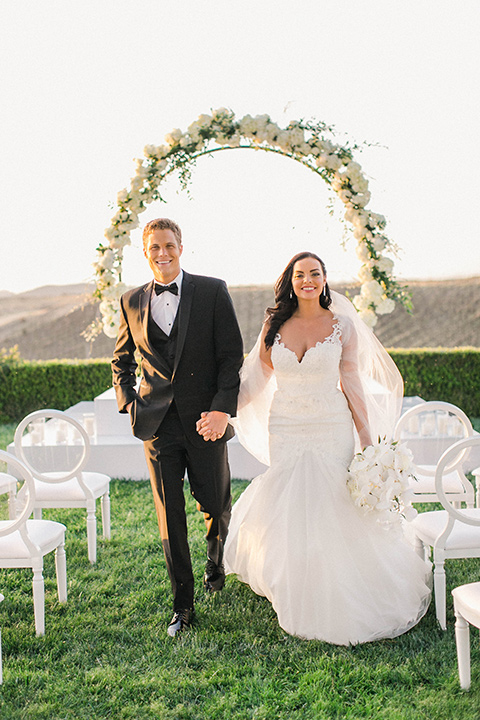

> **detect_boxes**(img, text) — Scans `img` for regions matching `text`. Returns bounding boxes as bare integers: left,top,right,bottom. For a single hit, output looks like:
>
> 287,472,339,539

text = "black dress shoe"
203,559,226,592
167,608,193,637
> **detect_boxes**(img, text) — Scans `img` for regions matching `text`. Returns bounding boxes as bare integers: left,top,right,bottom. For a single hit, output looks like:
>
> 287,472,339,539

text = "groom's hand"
196,411,229,442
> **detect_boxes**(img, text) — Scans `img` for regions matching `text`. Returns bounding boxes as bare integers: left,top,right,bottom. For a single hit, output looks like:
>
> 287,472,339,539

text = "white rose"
97,249,115,271
109,234,131,250
373,235,386,252
338,189,353,204
351,176,369,192
134,162,149,179
165,128,183,146
144,144,157,157
213,107,230,118
103,320,120,339
102,283,127,300
375,256,394,274
357,265,373,282
362,280,384,303
226,134,241,147
155,144,169,158
356,242,371,263
354,191,371,208
352,210,369,229
368,212,387,230
344,206,356,224
197,114,212,127
98,269,116,286
264,122,281,144
131,176,146,191
376,297,396,315
239,114,255,134
325,154,343,171
352,293,371,312
358,308,378,328
117,188,129,204
315,154,329,168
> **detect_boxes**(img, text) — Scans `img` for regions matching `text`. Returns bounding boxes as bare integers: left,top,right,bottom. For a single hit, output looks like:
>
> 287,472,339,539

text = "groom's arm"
209,280,244,417
111,295,140,413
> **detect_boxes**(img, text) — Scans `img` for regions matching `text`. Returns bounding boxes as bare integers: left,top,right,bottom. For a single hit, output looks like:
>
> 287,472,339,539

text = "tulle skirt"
225,413,431,645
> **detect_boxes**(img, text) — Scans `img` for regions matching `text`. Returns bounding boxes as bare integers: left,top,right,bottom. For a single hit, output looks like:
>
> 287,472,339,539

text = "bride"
224,252,431,645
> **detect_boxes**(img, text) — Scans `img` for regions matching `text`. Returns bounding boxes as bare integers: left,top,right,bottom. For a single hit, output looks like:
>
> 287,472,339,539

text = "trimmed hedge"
0,359,113,424
390,348,480,417
0,348,479,424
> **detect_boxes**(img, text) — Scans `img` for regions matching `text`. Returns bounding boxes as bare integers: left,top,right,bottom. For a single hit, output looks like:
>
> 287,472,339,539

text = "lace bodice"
271,320,343,398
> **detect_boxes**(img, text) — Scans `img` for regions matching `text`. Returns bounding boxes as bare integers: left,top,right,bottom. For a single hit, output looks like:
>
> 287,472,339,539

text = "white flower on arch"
91,109,409,338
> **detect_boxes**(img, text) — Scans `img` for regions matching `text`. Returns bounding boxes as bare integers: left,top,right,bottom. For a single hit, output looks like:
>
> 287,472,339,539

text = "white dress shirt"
150,270,183,336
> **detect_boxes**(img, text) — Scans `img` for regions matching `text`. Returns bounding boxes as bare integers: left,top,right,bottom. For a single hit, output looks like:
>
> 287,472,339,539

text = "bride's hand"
196,411,229,441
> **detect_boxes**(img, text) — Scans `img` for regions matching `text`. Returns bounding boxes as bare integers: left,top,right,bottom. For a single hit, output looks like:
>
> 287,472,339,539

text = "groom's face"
144,229,183,284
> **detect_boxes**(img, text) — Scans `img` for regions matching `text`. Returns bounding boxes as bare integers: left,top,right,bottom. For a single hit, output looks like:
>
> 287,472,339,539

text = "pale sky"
1,0,479,294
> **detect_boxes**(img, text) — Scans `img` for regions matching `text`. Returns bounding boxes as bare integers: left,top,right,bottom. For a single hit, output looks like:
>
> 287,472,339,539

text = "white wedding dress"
224,317,431,645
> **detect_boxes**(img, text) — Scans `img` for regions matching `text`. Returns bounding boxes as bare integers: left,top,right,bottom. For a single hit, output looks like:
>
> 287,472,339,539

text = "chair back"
435,437,480,527
14,409,90,484
0,451,35,535
394,401,473,477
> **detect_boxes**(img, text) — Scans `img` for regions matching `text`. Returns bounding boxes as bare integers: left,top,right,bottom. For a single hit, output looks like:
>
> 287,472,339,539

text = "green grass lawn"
1,426,480,718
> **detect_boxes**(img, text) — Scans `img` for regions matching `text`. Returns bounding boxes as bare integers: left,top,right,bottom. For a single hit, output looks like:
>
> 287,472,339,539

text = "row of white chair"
0,409,112,636
393,402,480,692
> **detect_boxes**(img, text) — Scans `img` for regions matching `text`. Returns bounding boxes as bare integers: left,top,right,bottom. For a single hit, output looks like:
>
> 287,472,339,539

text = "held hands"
196,411,229,442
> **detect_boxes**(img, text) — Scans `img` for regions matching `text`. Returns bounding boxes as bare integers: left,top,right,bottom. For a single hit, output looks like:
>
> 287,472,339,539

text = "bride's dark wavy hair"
264,252,332,349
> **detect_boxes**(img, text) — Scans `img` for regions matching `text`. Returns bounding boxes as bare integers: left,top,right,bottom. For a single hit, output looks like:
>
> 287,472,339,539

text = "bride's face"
291,258,325,300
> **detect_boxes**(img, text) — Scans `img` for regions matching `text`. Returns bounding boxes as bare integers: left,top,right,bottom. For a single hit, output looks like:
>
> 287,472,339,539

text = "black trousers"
143,404,232,610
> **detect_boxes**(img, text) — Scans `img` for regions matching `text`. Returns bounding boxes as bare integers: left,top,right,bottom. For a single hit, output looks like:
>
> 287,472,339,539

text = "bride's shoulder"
334,313,355,341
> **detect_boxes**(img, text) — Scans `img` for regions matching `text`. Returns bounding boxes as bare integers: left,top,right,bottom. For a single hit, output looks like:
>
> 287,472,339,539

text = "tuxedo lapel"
173,273,194,378
140,281,152,340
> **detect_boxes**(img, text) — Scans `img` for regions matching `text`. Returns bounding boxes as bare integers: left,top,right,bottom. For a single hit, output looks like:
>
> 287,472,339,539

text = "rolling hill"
0,277,479,361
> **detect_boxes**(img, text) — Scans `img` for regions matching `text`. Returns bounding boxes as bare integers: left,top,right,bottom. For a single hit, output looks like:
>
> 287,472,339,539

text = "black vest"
147,307,179,372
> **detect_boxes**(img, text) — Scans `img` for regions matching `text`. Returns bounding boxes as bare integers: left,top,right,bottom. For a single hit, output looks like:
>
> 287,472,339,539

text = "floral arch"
92,108,408,338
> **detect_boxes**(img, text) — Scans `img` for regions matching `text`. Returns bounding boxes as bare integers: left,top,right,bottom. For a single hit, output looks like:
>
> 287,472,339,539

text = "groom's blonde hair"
142,218,182,247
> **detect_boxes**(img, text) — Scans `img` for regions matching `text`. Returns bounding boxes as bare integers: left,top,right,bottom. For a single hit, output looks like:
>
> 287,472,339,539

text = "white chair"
0,473,17,519
452,581,480,690
0,450,67,636
14,410,111,564
394,401,474,507
410,436,480,630
0,592,3,683
473,466,480,508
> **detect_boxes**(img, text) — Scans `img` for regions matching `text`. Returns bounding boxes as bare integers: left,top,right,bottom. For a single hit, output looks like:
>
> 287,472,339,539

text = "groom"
112,218,243,636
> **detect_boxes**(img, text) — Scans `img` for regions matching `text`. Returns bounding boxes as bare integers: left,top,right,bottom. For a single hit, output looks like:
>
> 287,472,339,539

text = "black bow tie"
154,282,178,296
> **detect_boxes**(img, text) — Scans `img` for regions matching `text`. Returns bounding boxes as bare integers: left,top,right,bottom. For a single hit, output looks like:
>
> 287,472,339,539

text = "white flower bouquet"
347,438,417,527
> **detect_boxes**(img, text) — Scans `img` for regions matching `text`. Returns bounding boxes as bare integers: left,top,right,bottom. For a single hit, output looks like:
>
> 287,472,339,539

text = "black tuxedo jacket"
111,272,244,445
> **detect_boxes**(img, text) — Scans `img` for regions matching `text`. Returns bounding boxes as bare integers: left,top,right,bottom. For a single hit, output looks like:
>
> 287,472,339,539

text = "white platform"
8,391,479,482
8,387,267,481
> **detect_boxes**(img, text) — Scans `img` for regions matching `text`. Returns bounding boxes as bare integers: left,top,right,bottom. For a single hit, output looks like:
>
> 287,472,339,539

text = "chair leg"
455,610,471,690
33,508,42,520
433,558,447,631
55,538,67,603
101,491,111,540
32,561,45,636
8,490,16,520
86,500,97,564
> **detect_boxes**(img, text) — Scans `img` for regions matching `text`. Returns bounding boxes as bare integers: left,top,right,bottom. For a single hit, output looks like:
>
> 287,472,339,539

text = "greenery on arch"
91,108,409,338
